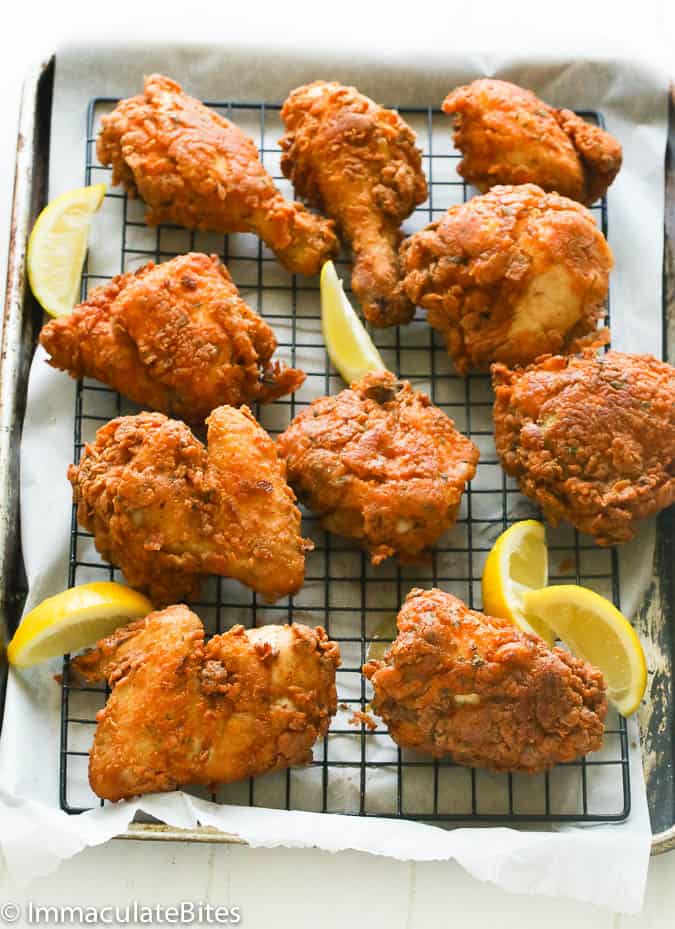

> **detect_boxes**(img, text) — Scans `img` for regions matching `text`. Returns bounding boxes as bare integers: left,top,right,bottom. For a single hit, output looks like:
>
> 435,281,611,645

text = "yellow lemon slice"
7,582,152,668
27,183,106,318
321,260,386,384
523,585,647,716
482,519,553,645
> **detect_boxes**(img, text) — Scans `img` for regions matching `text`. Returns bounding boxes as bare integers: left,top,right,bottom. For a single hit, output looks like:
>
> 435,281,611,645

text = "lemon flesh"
523,585,647,716
27,183,106,318
7,582,152,668
481,519,553,645
321,260,386,385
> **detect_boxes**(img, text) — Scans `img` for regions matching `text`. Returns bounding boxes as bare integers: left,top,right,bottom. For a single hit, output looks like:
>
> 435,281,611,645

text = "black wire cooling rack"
59,97,630,822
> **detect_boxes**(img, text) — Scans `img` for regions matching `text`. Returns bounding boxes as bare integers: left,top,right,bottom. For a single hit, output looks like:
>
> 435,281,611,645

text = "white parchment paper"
0,41,668,912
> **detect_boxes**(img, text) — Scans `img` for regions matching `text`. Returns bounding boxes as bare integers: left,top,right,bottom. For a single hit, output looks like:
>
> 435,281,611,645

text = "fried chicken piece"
364,588,607,772
68,405,312,605
277,371,479,563
280,81,428,326
71,605,340,801
443,79,622,205
493,351,675,545
40,253,305,423
97,75,337,275
401,185,612,373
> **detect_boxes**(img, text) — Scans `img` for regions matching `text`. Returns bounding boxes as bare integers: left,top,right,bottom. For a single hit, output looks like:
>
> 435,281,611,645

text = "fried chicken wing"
68,405,312,605
97,75,338,275
277,371,479,564
493,351,675,545
72,605,340,801
40,253,304,423
363,588,607,772
280,81,428,326
401,185,612,373
443,79,622,205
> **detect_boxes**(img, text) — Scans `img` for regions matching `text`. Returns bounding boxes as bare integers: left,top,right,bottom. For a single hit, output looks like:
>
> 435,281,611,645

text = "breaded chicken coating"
401,185,612,373
443,79,622,205
40,253,304,423
277,371,479,563
280,81,428,326
72,605,340,801
69,406,311,605
97,75,338,275
363,588,607,772
493,351,675,545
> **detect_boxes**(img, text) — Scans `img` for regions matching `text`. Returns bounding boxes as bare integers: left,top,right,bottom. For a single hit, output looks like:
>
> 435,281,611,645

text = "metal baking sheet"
1,57,673,852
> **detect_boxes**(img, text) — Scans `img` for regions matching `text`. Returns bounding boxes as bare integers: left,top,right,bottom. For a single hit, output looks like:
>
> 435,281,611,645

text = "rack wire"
59,96,630,823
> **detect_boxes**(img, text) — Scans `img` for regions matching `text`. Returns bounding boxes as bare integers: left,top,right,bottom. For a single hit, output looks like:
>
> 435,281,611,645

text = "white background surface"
1,2,674,926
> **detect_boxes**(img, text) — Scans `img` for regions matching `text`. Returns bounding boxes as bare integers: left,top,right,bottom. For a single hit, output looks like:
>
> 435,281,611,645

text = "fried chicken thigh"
277,371,479,563
40,253,304,423
69,406,311,605
280,81,428,326
364,588,607,772
493,351,675,545
97,75,337,275
72,605,340,801
443,79,622,205
401,185,612,373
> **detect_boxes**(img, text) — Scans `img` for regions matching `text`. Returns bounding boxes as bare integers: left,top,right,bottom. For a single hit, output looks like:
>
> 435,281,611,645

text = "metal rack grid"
59,96,630,823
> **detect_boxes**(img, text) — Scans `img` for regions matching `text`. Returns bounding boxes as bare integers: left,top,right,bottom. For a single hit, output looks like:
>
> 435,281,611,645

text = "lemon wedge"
482,520,553,645
321,260,386,384
7,582,152,668
523,585,647,716
27,183,106,318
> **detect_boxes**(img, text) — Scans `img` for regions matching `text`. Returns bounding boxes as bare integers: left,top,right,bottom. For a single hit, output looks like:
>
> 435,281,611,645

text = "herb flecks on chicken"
492,350,675,545
364,588,607,772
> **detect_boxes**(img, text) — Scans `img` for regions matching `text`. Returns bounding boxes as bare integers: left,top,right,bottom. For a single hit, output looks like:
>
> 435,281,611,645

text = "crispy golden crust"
97,75,337,275
280,81,428,326
71,605,340,801
277,371,479,563
442,79,622,204
68,406,312,605
40,253,305,423
400,184,612,373
492,351,675,545
363,588,607,772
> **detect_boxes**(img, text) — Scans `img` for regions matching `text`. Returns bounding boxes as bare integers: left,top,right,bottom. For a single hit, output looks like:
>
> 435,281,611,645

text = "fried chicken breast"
277,371,479,563
280,81,428,326
363,588,607,772
443,79,622,205
493,351,675,545
69,406,311,605
97,75,337,275
40,253,305,423
72,605,340,801
401,185,612,373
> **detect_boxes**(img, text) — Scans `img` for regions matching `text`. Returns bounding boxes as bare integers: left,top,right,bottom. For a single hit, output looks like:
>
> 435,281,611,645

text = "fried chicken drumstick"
280,81,428,326
69,405,311,605
443,79,622,205
364,588,607,772
401,184,612,372
72,605,340,801
277,371,479,564
493,351,675,545
40,253,305,423
97,75,338,275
